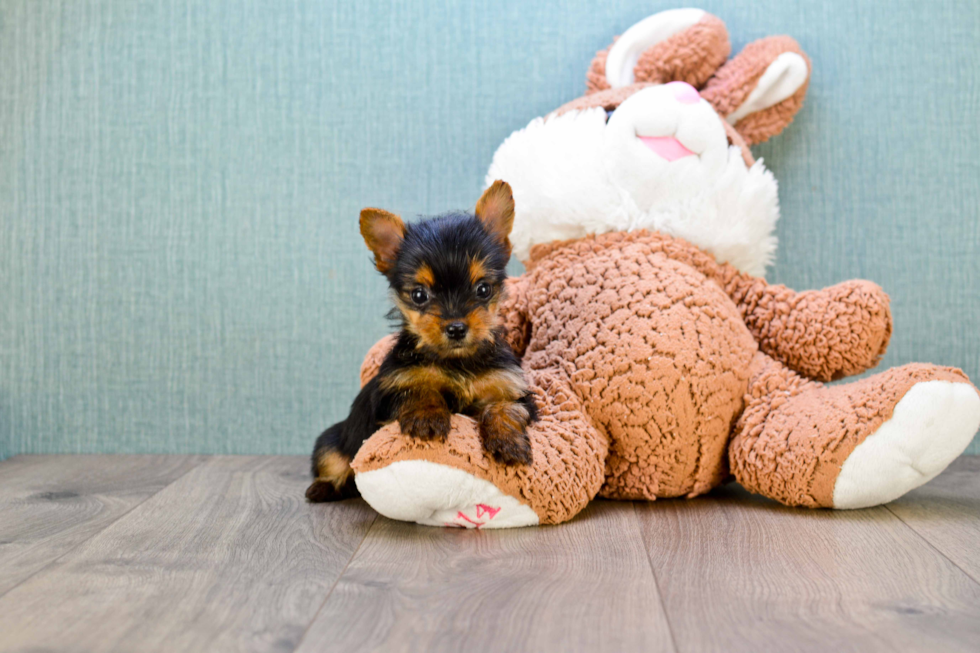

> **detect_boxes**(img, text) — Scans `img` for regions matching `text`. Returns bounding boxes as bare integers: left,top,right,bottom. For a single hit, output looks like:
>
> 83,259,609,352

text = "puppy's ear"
475,180,515,257
359,208,405,274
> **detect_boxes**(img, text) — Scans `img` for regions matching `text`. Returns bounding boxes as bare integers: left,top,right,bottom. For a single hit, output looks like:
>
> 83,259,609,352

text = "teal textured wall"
1,0,978,459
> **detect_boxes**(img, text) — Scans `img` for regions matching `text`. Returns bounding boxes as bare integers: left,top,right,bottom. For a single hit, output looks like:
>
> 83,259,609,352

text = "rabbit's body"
346,9,980,528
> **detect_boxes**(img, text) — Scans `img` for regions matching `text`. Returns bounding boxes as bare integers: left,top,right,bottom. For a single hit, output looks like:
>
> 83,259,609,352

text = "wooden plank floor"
0,455,977,653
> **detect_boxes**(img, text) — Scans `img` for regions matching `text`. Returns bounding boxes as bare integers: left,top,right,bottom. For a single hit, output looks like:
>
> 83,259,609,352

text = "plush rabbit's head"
486,8,810,275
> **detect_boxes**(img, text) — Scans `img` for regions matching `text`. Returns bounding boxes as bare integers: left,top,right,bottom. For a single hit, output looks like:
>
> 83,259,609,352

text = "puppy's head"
360,180,515,358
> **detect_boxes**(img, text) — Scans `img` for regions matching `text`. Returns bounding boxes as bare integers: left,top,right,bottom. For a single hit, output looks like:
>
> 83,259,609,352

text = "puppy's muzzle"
445,322,468,341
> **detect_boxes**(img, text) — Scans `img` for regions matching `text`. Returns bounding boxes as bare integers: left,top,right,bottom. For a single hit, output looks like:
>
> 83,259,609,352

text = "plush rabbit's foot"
355,460,538,529
833,380,980,509
351,373,609,527
731,357,980,508
351,416,541,529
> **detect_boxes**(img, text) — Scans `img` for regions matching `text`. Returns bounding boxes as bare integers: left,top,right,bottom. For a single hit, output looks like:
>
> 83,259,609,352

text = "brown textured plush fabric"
350,231,972,524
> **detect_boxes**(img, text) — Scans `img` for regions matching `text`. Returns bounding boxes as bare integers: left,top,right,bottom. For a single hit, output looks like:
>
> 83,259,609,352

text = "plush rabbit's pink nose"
666,81,700,104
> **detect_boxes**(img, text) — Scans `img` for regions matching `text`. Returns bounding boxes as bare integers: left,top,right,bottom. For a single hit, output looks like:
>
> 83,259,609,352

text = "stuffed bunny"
346,9,980,528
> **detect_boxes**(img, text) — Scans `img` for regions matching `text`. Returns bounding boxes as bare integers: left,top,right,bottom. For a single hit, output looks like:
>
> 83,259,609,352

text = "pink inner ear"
638,136,696,162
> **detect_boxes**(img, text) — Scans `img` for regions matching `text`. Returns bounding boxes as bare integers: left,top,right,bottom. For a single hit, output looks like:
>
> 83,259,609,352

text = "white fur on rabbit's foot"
833,381,980,509
355,460,539,528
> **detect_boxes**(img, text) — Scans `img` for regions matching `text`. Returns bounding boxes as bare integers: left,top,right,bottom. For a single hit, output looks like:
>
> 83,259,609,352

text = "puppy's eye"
475,282,492,300
411,287,429,305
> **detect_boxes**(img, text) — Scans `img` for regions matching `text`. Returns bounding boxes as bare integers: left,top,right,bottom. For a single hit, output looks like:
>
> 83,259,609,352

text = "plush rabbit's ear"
586,8,729,94
700,36,810,145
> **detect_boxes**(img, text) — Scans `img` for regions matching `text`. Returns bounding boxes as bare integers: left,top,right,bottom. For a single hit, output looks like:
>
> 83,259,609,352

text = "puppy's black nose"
445,322,468,341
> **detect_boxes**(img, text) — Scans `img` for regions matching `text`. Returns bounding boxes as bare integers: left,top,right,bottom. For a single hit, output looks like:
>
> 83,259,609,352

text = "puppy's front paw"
479,403,533,466
399,405,452,441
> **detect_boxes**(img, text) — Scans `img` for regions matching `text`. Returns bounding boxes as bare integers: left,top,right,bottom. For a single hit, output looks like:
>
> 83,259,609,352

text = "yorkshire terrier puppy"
306,180,538,502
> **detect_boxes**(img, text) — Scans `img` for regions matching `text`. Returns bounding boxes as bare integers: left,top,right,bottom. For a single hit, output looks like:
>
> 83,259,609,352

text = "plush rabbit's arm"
638,233,891,382
725,275,892,382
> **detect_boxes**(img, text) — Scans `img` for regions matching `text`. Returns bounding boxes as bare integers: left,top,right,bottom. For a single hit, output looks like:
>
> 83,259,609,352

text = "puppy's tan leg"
306,449,359,502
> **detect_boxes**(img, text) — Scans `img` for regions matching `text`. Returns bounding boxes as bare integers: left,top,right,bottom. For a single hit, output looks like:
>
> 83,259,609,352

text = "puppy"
306,180,537,502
